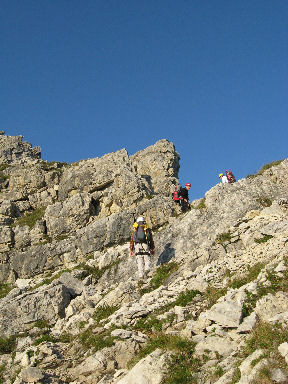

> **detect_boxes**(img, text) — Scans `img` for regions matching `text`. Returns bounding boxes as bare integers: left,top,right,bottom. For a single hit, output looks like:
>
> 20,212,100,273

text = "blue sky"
1,0,287,199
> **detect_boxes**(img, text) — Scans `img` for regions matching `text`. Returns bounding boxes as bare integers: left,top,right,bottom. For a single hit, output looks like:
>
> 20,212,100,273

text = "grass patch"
226,322,288,383
229,263,264,289
0,283,12,299
134,316,163,332
193,198,206,210
246,159,284,179
40,161,68,172
173,289,201,307
78,328,115,351
214,365,224,378
129,332,199,382
129,333,200,384
0,335,17,354
254,234,273,244
243,322,288,356
205,285,228,308
229,367,241,384
34,333,57,345
242,267,288,317
55,234,69,241
31,269,72,290
93,304,120,324
12,207,46,229
79,259,120,281
139,262,179,294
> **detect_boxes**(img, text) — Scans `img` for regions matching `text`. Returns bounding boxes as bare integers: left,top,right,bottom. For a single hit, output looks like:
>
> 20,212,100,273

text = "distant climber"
178,183,191,212
172,184,181,203
225,170,236,183
219,173,228,184
219,171,236,184
130,216,155,279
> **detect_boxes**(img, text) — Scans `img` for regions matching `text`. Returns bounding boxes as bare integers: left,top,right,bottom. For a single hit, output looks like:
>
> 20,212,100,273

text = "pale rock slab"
116,349,167,384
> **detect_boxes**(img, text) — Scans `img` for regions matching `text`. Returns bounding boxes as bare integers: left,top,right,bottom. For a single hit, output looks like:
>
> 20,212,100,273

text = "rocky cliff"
0,133,287,384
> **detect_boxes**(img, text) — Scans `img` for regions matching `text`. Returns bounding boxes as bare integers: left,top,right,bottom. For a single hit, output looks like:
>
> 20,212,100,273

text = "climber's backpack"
133,224,151,244
172,186,180,201
226,170,236,183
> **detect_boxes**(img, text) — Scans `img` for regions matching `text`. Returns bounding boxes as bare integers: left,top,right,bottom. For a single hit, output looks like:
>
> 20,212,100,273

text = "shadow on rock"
157,242,175,265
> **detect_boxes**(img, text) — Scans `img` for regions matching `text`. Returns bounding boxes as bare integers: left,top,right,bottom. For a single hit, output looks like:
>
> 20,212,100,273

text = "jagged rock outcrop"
0,134,180,283
0,132,41,164
0,133,288,384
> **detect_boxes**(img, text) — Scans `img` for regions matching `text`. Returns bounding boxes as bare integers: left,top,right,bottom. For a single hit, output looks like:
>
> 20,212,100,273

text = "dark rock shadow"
157,243,175,265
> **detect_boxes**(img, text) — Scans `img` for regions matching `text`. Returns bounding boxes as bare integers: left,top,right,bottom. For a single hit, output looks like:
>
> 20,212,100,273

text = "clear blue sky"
1,1,287,199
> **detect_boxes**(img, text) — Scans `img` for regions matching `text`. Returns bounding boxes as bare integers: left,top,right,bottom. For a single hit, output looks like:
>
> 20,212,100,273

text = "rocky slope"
0,132,287,384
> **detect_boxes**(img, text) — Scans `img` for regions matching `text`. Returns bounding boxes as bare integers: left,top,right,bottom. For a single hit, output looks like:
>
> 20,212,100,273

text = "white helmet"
136,216,145,223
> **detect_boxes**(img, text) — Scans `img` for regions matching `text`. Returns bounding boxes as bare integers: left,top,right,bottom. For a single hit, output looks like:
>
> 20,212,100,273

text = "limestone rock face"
0,281,71,336
44,192,93,236
130,139,180,197
116,349,167,384
1,134,288,384
0,133,41,164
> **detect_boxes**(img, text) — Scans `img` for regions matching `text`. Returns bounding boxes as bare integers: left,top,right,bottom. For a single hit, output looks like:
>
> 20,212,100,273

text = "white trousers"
135,243,151,278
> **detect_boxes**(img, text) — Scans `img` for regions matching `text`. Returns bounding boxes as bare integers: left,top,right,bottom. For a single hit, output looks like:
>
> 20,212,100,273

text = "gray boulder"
0,281,71,336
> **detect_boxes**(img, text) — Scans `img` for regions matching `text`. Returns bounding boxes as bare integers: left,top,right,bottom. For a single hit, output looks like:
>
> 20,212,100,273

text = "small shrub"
12,207,46,229
229,367,241,383
173,289,201,307
34,319,51,329
214,365,224,377
0,164,10,172
57,333,73,343
214,232,231,245
0,164,10,185
93,304,119,324
0,363,6,384
162,336,200,384
140,262,179,294
258,160,284,174
0,283,12,299
254,235,273,244
26,350,34,358
256,197,272,207
0,336,17,354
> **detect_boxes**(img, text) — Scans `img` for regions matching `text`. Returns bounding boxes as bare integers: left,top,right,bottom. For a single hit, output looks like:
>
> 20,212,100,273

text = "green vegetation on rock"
0,335,17,354
139,262,179,294
12,207,46,229
246,159,284,179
